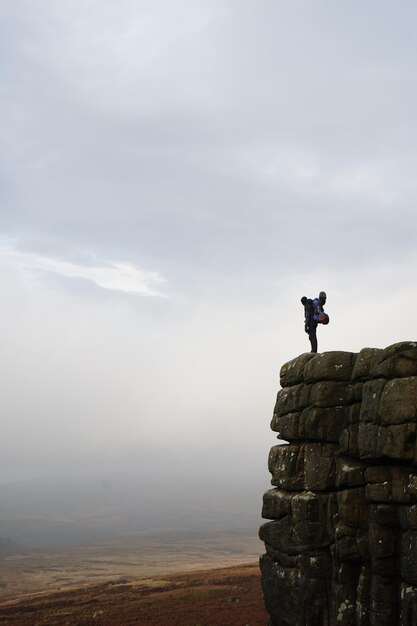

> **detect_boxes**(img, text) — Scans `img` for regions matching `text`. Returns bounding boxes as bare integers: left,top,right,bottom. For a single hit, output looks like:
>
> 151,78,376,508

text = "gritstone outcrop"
259,342,417,626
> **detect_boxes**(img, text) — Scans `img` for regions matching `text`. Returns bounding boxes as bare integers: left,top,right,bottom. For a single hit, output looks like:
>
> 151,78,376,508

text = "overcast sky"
2,0,417,484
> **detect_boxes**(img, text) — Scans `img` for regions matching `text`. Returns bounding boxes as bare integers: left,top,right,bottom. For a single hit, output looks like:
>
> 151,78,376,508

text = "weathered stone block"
263,543,298,567
368,524,397,559
304,405,346,442
260,492,334,556
360,376,417,428
268,444,305,491
310,380,362,408
270,411,300,438
337,488,369,529
365,467,413,504
273,405,346,443
369,601,397,626
268,443,339,491
304,443,338,491
303,351,357,383
260,516,333,556
335,521,369,563
346,402,362,424
336,457,366,489
356,565,371,625
339,423,361,457
379,376,417,426
299,550,332,579
371,342,417,379
274,379,362,420
357,423,383,460
330,576,358,625
399,582,417,626
369,573,397,603
400,504,417,529
365,466,392,483
369,503,398,527
298,554,330,613
369,574,397,625
259,554,300,626
384,423,417,461
359,379,387,423
332,596,356,626
406,473,417,497
370,557,398,576
291,490,328,523
352,347,383,381
280,352,315,388
262,488,292,520
274,383,311,417
259,518,294,554
337,405,362,453
400,531,417,584
358,422,416,462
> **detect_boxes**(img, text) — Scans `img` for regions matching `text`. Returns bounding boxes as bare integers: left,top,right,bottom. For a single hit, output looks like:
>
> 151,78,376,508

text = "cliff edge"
259,341,417,626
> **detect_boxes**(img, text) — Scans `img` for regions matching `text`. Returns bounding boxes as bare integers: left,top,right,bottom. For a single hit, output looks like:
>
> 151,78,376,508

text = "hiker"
301,291,329,353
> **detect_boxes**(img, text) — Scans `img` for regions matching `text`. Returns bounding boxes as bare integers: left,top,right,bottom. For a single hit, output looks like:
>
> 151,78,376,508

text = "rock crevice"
260,342,417,626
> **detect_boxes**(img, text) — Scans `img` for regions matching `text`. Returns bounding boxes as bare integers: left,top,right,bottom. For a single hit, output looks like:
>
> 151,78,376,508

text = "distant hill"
0,537,21,555
0,468,266,548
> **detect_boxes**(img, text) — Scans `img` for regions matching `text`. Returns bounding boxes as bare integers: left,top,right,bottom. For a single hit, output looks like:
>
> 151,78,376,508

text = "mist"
2,1,417,547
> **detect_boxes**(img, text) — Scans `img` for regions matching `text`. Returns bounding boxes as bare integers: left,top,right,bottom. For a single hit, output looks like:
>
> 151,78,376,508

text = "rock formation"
259,342,417,626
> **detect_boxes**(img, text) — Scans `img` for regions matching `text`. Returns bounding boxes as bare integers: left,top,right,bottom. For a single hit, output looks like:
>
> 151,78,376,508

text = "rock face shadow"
260,342,417,626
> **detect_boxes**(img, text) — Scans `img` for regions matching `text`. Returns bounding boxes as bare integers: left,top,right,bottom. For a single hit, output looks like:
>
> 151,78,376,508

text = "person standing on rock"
301,291,329,353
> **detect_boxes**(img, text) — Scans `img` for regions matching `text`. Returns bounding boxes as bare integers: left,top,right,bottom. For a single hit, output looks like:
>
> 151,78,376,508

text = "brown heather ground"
0,562,268,626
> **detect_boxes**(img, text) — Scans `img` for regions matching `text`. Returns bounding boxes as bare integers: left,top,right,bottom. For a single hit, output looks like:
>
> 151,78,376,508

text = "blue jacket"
311,297,324,322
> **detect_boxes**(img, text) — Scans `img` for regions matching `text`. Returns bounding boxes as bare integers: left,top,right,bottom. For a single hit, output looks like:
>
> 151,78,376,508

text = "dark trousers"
308,322,318,353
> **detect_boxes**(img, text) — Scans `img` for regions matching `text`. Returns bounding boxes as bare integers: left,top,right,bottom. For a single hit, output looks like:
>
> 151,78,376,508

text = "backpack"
302,296,330,325
313,299,329,325
317,312,330,325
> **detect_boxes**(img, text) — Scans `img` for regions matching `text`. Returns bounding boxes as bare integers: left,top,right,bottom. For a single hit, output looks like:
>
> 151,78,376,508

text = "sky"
2,0,417,485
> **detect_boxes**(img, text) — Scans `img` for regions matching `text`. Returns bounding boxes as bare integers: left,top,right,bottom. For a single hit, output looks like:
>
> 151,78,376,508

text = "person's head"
319,291,327,305
301,296,308,305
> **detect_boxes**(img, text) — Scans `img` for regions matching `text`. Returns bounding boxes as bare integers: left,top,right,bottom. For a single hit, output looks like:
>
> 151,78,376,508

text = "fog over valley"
0,464,264,548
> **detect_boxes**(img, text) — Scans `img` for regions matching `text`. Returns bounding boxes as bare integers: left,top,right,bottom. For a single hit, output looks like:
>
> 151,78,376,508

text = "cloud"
0,244,165,295
2,0,417,489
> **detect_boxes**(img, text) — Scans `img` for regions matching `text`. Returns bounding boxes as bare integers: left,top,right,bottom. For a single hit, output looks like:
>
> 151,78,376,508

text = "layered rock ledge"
259,342,417,626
